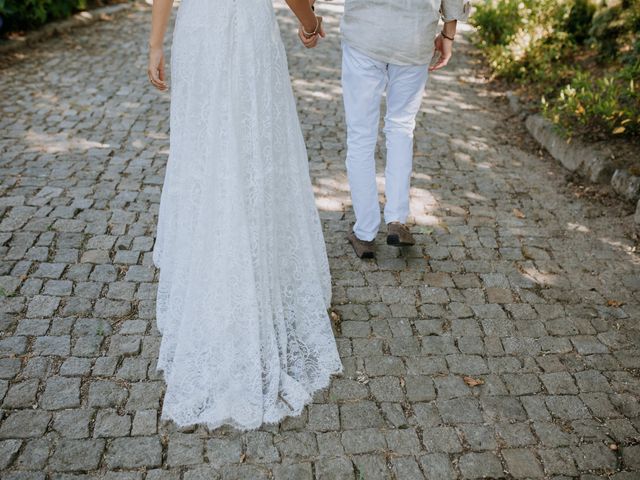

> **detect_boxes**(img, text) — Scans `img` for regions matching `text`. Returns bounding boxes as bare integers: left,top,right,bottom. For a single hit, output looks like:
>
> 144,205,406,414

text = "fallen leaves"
463,376,485,387
607,299,623,308
513,208,526,219
329,310,342,335
356,371,369,385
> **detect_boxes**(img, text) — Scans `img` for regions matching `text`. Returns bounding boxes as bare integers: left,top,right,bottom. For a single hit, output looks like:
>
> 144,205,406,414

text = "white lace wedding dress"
151,0,343,431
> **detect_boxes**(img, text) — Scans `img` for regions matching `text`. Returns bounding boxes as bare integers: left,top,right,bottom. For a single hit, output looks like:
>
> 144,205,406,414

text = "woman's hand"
298,16,325,48
148,0,172,90
148,47,168,91
286,0,320,47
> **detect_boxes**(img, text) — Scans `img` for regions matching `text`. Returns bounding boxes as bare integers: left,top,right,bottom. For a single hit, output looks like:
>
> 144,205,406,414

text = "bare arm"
430,20,456,71
149,0,173,49
431,0,472,71
285,0,318,33
147,0,173,91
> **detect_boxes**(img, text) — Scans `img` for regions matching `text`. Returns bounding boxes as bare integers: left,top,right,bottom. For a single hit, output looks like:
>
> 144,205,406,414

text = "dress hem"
155,364,344,432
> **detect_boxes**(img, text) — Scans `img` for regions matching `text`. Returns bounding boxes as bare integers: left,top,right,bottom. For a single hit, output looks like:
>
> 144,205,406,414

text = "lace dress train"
151,0,343,430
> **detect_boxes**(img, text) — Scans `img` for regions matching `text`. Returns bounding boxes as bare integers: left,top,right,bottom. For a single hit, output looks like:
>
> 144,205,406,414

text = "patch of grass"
0,287,16,297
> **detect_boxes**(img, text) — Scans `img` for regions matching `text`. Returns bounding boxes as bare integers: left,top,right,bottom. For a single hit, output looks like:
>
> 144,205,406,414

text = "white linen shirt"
340,0,471,66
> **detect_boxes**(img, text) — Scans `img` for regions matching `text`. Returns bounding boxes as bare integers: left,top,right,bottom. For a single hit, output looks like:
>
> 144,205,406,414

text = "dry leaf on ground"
513,208,526,219
463,376,485,387
356,371,369,385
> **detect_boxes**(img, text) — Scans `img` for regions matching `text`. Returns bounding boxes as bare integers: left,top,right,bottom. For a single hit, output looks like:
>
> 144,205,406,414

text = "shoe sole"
387,235,415,247
349,242,376,259
347,236,375,259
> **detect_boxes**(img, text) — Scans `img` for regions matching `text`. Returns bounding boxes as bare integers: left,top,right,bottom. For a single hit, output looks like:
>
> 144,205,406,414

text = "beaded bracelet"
441,31,455,41
302,16,321,39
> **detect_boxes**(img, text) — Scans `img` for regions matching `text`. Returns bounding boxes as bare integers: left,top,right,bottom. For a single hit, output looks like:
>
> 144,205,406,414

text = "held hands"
148,46,168,91
298,15,325,48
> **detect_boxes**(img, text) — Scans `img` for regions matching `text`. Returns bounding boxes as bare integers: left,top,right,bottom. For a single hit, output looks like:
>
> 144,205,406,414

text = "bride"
147,0,343,430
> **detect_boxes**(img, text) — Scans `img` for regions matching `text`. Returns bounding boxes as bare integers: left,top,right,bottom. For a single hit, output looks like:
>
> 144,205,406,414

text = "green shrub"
471,0,569,47
542,61,640,140
470,0,523,47
0,0,87,32
565,0,596,44
472,0,575,96
471,0,571,77
504,33,578,94
472,0,639,142
589,0,640,60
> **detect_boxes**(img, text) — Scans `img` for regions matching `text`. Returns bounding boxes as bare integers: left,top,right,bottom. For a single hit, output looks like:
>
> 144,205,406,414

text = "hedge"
0,0,89,33
470,0,639,141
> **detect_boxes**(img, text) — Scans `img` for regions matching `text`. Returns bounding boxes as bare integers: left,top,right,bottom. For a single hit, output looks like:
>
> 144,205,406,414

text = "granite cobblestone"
0,1,638,478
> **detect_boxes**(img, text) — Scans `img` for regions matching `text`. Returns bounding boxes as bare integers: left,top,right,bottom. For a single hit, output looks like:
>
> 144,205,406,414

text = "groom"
339,0,471,259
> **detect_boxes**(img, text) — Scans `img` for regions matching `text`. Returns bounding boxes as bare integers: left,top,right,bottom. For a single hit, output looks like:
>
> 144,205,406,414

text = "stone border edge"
0,3,134,55
507,90,640,224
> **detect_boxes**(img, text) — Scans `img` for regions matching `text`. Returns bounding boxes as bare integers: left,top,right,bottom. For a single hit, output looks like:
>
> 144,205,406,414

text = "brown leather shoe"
387,222,415,247
347,231,376,259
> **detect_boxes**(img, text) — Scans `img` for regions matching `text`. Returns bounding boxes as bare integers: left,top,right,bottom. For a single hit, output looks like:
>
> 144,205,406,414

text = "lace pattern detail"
152,0,343,431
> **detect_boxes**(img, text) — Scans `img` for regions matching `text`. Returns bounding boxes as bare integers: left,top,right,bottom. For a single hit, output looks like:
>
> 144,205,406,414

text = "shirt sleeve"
440,0,472,22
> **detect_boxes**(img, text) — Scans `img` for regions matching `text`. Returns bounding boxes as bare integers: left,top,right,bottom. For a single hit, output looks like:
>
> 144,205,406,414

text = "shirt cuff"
440,1,472,23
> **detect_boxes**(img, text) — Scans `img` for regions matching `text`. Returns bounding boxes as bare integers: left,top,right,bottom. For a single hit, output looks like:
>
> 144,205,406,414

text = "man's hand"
431,19,457,71
429,33,453,71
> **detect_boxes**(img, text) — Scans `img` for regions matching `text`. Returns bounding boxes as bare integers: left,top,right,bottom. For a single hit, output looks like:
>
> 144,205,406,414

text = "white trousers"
341,42,429,241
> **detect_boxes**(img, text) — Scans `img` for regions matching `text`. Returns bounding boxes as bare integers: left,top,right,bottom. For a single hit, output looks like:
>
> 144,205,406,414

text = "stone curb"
525,114,617,184
507,91,640,224
0,3,133,55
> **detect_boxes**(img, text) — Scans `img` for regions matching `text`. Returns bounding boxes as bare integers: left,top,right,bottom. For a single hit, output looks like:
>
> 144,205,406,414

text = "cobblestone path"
1,2,639,479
